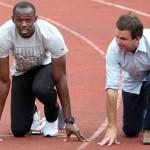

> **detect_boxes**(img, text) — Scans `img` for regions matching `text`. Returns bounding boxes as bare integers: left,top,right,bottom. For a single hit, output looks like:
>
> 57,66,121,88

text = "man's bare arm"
0,57,10,120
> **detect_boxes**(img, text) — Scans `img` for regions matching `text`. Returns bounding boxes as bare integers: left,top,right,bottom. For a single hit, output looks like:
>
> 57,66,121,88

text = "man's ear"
135,36,141,45
137,36,141,40
35,16,38,21
12,16,15,22
135,35,141,41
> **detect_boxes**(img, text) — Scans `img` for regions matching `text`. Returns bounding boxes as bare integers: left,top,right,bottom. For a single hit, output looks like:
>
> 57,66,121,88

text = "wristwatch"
64,116,75,124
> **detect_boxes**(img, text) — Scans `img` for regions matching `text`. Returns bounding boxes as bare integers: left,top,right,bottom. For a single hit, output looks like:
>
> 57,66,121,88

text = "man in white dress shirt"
99,12,150,145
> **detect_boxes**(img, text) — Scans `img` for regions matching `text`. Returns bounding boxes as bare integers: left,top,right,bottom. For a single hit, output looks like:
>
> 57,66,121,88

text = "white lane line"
0,2,12,8
76,118,108,150
0,133,76,139
76,90,122,150
0,134,13,137
91,0,150,18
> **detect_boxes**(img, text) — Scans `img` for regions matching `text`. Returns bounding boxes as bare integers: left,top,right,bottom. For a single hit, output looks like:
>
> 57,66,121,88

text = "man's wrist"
64,116,75,124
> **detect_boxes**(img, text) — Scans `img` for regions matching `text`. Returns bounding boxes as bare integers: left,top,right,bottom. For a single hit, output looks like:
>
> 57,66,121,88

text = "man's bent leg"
122,85,146,137
32,64,59,136
32,64,59,122
143,73,150,144
143,73,150,130
11,71,36,137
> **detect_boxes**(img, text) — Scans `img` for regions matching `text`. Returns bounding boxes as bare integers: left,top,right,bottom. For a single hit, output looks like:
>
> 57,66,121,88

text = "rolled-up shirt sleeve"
105,38,121,90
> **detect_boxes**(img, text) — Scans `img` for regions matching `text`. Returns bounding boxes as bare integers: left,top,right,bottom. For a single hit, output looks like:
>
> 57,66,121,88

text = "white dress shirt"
106,29,150,94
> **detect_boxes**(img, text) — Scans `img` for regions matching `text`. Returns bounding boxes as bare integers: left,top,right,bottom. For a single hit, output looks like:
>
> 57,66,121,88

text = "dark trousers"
11,64,59,137
122,75,150,137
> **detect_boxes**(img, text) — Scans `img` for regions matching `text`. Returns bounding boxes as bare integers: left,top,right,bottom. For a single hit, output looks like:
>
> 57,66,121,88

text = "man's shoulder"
35,19,63,40
142,29,150,54
0,20,14,38
0,20,14,30
108,38,119,51
36,19,57,31
142,29,150,45
143,28,150,37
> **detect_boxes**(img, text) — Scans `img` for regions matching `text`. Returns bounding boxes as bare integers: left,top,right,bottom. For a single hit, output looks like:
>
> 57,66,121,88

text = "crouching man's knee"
123,128,140,137
11,127,30,137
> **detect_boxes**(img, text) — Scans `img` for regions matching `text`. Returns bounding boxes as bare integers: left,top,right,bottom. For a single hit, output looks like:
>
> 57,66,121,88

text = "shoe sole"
30,117,46,135
143,138,150,145
31,130,42,135
43,133,58,137
143,131,150,144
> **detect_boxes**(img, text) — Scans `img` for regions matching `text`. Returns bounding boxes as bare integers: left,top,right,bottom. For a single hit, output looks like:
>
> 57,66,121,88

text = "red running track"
0,0,150,150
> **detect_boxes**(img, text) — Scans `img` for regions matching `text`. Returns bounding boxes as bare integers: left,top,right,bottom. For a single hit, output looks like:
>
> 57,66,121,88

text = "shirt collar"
136,35,148,53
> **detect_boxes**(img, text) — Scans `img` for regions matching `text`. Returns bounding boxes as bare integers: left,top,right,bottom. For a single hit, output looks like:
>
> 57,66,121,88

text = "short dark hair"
116,12,143,39
13,1,36,15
